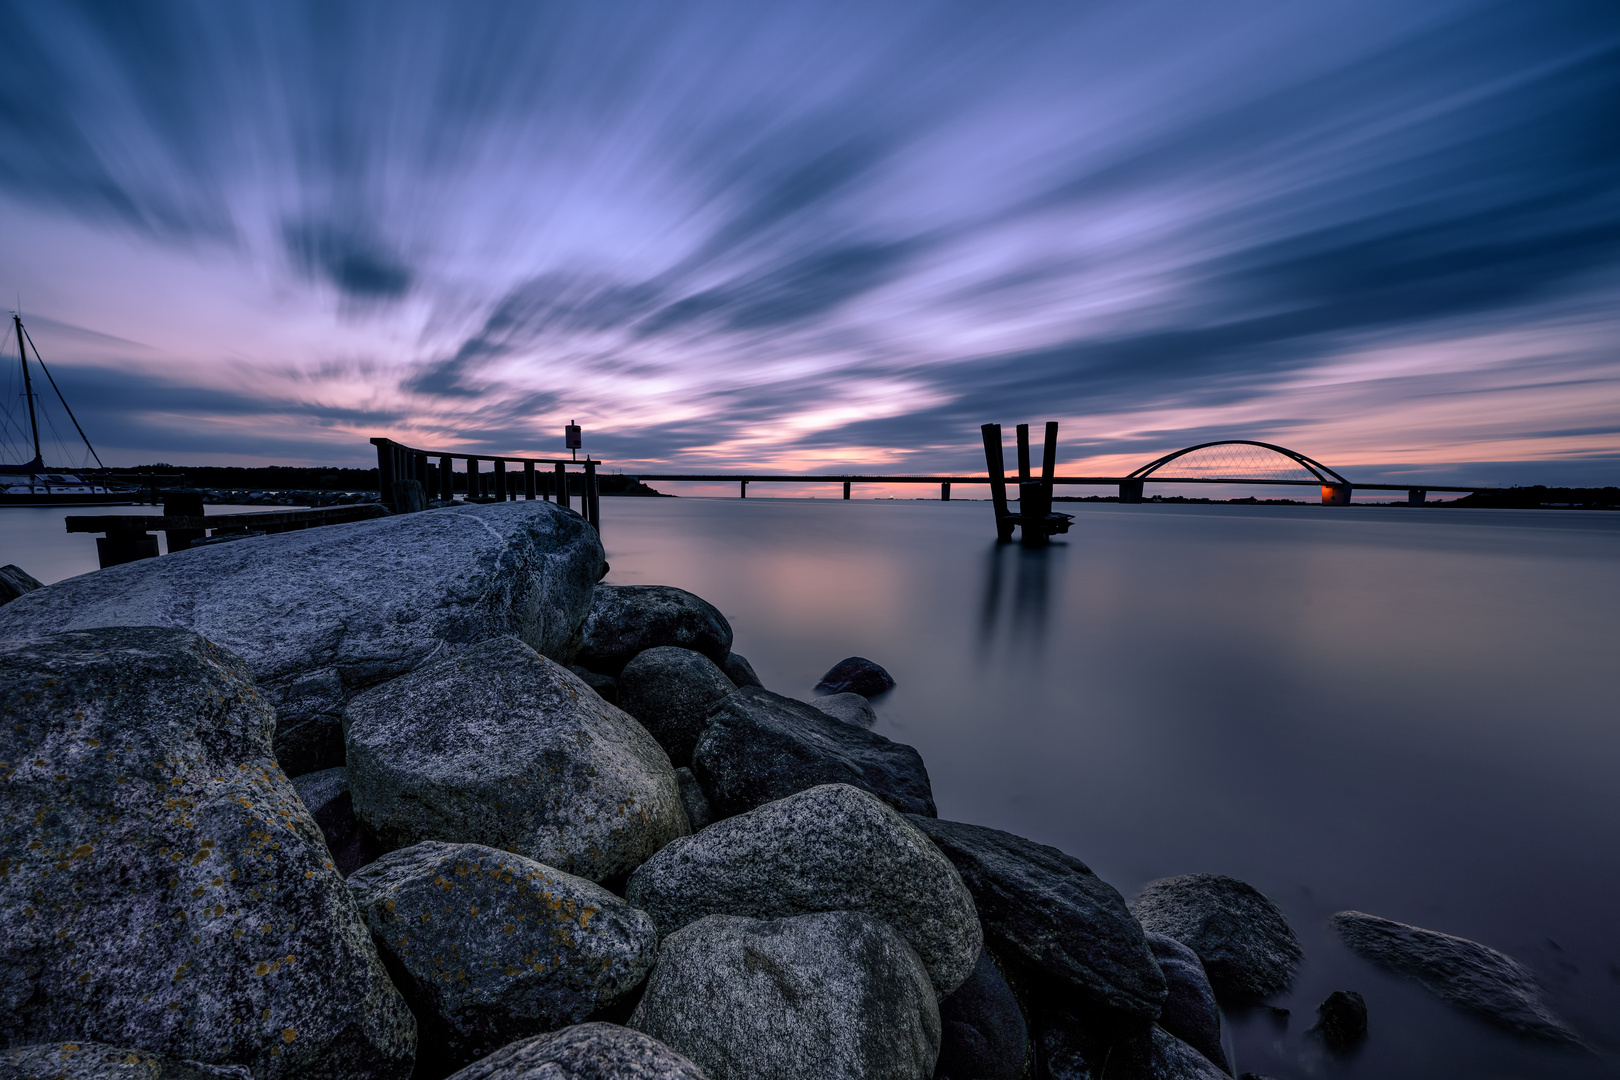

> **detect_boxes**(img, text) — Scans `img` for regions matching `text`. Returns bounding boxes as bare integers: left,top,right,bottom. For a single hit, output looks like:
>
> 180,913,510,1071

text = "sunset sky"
1,0,1617,488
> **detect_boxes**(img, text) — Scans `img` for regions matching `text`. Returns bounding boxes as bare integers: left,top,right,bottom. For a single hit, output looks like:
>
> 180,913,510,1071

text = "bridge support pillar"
1322,484,1352,506
843,481,851,500
740,480,748,499
1407,488,1426,506
942,482,950,501
1119,479,1144,503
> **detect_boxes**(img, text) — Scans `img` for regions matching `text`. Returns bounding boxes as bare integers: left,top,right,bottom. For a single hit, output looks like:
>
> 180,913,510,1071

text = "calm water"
5,498,1618,1077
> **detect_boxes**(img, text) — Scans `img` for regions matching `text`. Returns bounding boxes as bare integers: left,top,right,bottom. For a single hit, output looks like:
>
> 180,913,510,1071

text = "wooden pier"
369,437,603,530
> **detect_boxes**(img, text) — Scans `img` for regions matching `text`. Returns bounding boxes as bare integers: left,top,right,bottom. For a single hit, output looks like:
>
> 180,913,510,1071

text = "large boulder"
290,766,379,877
576,586,732,675
808,693,876,729
630,912,940,1080
0,565,42,607
0,502,605,775
720,653,762,689
443,1023,709,1080
616,647,736,766
814,657,895,697
1,1042,251,1079
692,688,935,818
934,950,1028,1080
1144,932,1226,1073
348,843,660,1076
344,636,687,883
1329,910,1582,1046
906,816,1166,1022
625,785,980,995
1149,1026,1230,1080
0,628,416,1080
1132,875,1302,1006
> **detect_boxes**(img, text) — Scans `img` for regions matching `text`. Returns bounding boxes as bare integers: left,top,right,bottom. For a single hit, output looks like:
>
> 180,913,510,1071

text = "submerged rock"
0,502,605,775
808,692,876,729
1132,874,1303,1005
576,586,732,675
630,911,940,1080
1,1042,252,1079
721,652,762,689
1145,932,1226,1072
906,816,1166,1021
348,843,659,1076
0,627,416,1080
617,647,736,766
290,766,380,877
1329,910,1583,1046
442,1023,710,1080
0,564,42,607
344,636,687,883
934,950,1028,1080
1309,989,1368,1054
692,687,935,818
625,784,980,995
814,656,895,697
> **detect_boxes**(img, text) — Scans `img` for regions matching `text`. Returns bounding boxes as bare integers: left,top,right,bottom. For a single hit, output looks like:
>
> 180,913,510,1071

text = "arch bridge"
1118,439,1356,504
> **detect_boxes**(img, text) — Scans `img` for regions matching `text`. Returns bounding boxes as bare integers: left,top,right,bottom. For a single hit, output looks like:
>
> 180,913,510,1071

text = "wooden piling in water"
1016,424,1032,481
980,424,1014,542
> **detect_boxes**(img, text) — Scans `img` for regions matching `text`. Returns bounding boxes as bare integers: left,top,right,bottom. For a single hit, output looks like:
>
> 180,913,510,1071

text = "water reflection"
977,541,1065,664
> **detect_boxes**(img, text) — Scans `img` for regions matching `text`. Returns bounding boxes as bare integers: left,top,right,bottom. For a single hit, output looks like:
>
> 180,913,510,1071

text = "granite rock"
1329,910,1582,1046
569,666,620,705
720,653,762,689
626,784,980,995
906,816,1166,1021
692,687,935,818
1149,1026,1230,1080
0,628,416,1080
674,768,712,832
0,1042,252,1080
616,648,736,766
629,912,940,1080
443,1023,710,1080
934,950,1028,1080
576,587,732,676
813,657,895,697
0,502,604,775
0,564,42,607
344,636,687,883
809,693,876,729
348,843,659,1076
290,766,380,877
1145,932,1226,1073
1133,875,1302,1005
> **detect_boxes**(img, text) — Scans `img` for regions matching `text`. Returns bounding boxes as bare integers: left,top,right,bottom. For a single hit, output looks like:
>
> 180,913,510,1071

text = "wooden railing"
370,438,603,531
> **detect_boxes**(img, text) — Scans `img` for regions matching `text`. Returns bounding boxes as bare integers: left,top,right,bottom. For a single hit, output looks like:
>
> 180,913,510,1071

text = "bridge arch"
1120,440,1351,503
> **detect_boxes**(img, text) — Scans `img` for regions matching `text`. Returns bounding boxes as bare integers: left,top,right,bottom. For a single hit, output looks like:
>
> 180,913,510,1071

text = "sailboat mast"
13,315,42,469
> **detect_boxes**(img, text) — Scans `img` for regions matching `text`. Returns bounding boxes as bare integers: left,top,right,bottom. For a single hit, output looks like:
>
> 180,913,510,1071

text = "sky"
1,0,1617,488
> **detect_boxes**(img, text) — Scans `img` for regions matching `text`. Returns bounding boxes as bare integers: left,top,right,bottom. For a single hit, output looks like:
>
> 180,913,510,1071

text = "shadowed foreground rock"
1133,874,1303,1005
720,653,762,689
675,768,712,832
906,816,1166,1021
1145,932,1226,1072
933,950,1028,1080
349,843,659,1076
626,784,980,995
1329,911,1583,1046
345,636,687,882
693,687,935,818
289,766,380,876
0,502,605,775
616,647,737,766
443,1023,710,1080
1,1042,252,1079
0,564,42,607
0,628,416,1080
576,586,733,675
808,693,876,729
1149,1026,1231,1079
630,911,940,1080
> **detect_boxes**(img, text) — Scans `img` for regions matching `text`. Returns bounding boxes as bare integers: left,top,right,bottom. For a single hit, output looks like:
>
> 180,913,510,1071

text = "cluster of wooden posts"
371,438,603,532
981,421,1074,547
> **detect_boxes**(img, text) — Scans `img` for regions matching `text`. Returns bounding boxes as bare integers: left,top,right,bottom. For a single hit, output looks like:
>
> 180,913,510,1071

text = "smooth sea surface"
4,497,1618,1078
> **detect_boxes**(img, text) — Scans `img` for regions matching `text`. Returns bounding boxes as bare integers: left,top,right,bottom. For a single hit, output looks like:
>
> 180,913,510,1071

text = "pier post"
524,462,536,500
585,460,600,530
1016,424,1032,481
555,464,570,510
1042,422,1058,480
439,456,454,501
980,423,1014,542
1019,480,1052,548
374,439,396,511
741,480,748,498
1407,489,1426,506
96,532,159,568
494,460,507,502
1120,480,1144,503
1321,484,1352,506
843,481,851,500
942,482,951,501
162,492,206,552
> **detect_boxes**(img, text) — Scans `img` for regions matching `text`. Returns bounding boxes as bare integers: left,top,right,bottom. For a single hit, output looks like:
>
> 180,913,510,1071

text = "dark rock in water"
674,767,712,832
721,651,762,689
629,911,940,1080
617,647,736,766
809,692,876,729
934,950,1028,1080
344,636,686,883
1,1042,252,1079
1145,932,1226,1072
906,816,1167,1021
569,665,620,704
290,766,381,876
1149,1026,1230,1079
442,1023,709,1080
348,843,659,1077
576,585,733,675
0,627,416,1080
0,564,42,606
1329,910,1583,1046
692,687,935,818
0,501,604,776
625,784,980,995
1132,874,1303,1005
1309,989,1367,1053
814,656,895,697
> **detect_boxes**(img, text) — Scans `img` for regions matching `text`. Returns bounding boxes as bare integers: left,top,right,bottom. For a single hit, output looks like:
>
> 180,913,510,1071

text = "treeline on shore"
121,463,668,496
